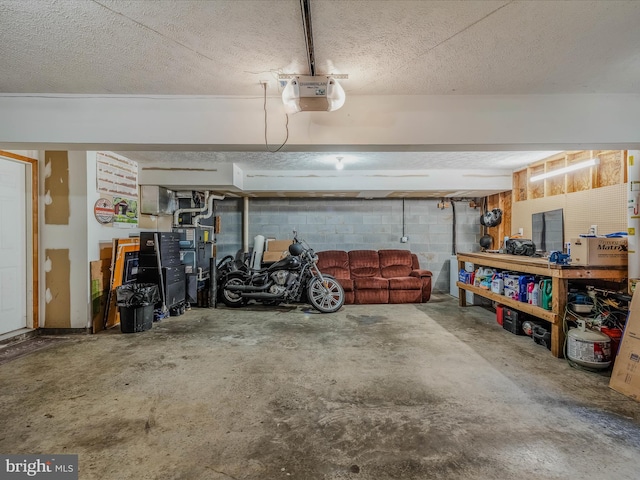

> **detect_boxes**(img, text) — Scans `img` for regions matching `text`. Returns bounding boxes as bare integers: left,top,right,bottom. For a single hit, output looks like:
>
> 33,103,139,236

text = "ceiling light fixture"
282,75,346,113
335,156,344,170
529,158,599,182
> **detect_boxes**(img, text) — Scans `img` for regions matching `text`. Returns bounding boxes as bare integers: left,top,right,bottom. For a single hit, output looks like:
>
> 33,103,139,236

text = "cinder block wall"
216,198,482,293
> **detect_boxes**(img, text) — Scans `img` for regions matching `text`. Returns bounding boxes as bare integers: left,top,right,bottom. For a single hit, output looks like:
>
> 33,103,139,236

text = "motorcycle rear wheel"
307,277,344,313
221,273,248,308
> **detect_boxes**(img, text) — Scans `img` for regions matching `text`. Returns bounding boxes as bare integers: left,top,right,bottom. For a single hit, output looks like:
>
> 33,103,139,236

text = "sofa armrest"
410,269,432,278
410,270,432,302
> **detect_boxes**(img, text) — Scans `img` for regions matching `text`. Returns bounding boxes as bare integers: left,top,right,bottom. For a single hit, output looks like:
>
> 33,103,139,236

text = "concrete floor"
1,294,639,480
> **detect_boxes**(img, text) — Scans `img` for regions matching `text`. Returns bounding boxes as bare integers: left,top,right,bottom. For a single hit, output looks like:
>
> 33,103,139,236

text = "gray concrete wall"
215,198,243,260
216,198,482,293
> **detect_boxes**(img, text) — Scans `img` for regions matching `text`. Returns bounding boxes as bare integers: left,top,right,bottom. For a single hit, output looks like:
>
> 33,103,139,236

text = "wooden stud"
551,277,569,358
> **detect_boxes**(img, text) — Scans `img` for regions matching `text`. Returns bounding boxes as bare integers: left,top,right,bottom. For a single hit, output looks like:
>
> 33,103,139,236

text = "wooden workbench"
456,252,627,357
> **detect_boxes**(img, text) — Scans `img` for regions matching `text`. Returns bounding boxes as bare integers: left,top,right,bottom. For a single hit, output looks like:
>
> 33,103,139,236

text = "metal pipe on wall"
173,191,224,227
243,197,250,253
193,192,224,226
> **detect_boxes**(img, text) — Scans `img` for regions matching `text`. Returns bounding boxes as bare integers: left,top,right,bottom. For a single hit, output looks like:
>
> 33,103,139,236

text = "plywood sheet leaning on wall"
45,249,71,328
44,151,70,225
90,259,111,333
103,238,140,329
90,242,113,333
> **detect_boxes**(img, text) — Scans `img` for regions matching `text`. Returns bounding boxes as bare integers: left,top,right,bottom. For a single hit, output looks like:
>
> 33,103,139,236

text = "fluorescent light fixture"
281,76,345,114
530,158,599,182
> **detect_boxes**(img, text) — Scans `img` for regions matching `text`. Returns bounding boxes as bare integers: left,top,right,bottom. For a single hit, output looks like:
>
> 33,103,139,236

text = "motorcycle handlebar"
291,232,317,261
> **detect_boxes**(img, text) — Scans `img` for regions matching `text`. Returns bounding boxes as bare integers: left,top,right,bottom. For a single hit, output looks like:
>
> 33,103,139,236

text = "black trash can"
116,283,160,333
119,304,155,333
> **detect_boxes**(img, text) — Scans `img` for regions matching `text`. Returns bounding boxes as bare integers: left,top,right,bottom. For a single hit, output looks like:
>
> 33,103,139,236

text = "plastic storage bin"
503,307,526,335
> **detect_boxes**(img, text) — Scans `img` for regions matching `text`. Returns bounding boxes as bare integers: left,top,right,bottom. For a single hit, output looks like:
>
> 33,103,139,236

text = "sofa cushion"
336,278,354,292
348,250,381,278
343,291,355,304
411,253,422,270
389,289,422,304
317,250,350,280
355,289,389,304
354,277,389,290
379,249,413,278
387,276,422,290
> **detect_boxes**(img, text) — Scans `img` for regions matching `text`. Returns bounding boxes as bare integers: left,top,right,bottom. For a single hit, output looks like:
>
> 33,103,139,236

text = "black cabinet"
140,232,181,267
138,232,185,309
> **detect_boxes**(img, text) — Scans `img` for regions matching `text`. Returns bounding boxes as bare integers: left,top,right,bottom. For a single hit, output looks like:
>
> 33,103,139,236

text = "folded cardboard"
266,239,292,252
570,237,627,266
262,239,293,263
609,288,640,401
262,251,286,263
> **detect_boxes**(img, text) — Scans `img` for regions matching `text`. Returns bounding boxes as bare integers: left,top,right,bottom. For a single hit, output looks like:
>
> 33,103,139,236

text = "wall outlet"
401,236,409,243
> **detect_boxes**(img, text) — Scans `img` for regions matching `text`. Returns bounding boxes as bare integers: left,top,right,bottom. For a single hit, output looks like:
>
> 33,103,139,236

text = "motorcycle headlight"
312,254,319,262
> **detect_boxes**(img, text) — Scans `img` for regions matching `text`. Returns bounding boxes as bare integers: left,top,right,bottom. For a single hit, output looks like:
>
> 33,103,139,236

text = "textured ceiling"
1,0,639,95
1,0,636,195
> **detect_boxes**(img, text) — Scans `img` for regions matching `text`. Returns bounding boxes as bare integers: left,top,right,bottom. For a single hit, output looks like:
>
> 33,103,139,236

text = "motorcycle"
218,232,345,313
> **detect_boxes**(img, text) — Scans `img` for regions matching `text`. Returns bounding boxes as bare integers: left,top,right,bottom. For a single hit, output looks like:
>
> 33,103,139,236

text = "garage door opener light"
281,75,346,114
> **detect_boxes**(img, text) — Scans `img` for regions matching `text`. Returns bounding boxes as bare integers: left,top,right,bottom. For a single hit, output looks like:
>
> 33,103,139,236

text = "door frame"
0,151,38,329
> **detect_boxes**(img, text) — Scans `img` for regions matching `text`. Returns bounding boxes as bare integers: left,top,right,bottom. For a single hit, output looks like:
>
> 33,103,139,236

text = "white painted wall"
37,151,146,329
40,151,89,329
2,94,640,149
241,169,513,194
85,151,142,262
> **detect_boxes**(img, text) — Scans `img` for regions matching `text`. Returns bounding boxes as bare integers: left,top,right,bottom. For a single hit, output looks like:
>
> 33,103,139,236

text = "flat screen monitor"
532,208,564,254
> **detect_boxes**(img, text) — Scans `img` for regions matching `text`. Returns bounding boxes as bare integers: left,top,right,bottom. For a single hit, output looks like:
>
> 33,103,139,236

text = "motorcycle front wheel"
221,272,248,308
307,277,345,313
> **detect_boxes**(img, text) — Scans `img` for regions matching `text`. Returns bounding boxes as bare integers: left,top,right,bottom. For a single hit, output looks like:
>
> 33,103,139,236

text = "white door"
0,158,27,334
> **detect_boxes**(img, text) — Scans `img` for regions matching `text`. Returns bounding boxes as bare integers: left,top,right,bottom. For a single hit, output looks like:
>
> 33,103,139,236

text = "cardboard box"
503,286,519,300
503,273,521,289
266,239,292,252
609,289,640,401
570,237,627,266
262,251,286,263
263,239,292,263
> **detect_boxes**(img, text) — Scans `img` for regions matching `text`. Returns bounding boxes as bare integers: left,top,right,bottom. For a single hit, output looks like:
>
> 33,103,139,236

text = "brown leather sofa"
316,249,432,304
